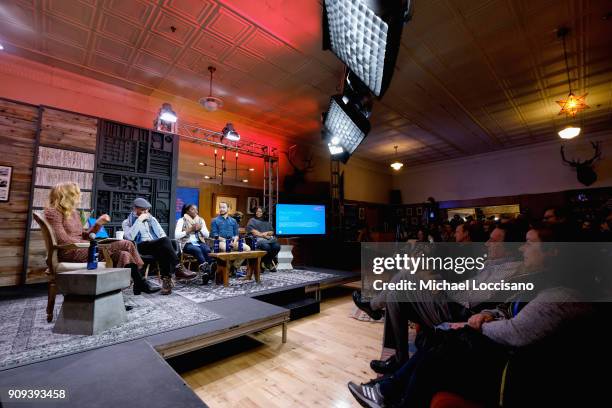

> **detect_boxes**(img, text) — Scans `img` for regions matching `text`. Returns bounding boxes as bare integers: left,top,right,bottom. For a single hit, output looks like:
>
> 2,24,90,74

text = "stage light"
558,126,581,139
158,103,177,123
222,122,240,141
323,0,414,97
323,95,371,163
242,179,248,183
328,143,344,155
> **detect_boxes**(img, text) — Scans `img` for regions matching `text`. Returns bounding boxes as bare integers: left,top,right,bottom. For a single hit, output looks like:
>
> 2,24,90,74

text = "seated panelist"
43,182,159,295
246,206,280,271
175,203,213,280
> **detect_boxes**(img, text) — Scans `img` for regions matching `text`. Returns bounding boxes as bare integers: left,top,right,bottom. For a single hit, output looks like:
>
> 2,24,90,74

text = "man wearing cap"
122,198,196,294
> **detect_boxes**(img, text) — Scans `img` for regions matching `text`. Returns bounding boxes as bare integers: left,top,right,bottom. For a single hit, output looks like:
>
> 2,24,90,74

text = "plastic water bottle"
238,238,244,252
213,238,220,253
226,239,232,252
87,235,98,270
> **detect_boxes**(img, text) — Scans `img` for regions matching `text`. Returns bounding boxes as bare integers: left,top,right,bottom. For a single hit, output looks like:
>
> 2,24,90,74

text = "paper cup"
115,231,124,240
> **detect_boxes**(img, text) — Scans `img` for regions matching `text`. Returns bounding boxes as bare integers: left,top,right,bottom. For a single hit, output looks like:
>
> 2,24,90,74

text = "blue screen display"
276,204,326,235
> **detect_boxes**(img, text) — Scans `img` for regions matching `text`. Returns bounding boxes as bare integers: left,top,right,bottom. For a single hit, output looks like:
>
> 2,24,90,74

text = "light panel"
323,0,413,97
323,95,371,163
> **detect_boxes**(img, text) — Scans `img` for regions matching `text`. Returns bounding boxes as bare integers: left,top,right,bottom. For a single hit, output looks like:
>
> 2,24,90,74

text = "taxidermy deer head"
284,145,315,192
560,141,602,186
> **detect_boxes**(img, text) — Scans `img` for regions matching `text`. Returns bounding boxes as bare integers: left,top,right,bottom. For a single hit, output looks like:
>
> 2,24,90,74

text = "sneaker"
161,276,173,295
347,380,386,408
175,264,197,280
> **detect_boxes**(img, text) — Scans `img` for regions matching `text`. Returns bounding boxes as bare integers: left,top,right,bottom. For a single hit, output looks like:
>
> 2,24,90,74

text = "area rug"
173,269,335,303
349,306,385,323
0,289,220,370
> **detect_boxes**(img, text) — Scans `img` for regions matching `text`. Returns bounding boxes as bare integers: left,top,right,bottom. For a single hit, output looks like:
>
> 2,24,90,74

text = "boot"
199,263,211,285
161,276,173,295
175,264,197,280
132,268,161,295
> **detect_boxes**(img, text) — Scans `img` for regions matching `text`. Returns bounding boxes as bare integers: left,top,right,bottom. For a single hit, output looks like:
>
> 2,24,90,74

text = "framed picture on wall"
416,207,423,215
212,193,238,217
0,165,12,202
407,207,412,216
247,197,260,214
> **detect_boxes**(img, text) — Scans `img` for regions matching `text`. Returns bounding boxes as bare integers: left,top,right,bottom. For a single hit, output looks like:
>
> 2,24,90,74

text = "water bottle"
238,238,244,252
226,239,232,253
87,234,98,270
213,238,220,253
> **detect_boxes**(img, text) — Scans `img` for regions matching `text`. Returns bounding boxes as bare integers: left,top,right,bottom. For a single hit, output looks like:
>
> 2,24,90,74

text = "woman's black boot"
131,267,161,295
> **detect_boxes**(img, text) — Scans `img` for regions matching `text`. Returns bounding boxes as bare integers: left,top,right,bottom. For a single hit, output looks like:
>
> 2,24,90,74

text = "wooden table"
209,250,267,287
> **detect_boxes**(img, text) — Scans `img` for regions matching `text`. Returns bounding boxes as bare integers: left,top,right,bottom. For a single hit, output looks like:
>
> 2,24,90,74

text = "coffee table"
209,250,267,287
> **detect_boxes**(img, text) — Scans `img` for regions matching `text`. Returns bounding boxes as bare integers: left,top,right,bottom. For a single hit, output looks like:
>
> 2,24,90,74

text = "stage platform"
0,267,358,407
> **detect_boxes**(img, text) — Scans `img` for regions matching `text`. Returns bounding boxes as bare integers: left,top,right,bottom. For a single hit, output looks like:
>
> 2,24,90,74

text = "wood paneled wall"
26,107,98,283
0,100,38,286
197,183,264,228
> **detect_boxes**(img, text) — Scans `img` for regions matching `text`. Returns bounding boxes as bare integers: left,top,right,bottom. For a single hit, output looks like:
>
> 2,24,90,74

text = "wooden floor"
181,288,384,408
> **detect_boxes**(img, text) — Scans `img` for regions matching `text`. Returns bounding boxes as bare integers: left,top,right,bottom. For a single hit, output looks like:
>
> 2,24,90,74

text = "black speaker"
389,189,402,204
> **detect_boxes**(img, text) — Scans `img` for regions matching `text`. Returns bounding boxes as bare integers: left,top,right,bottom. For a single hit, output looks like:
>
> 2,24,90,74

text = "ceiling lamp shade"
390,145,403,170
556,93,589,117
323,95,371,163
222,123,240,142
323,0,414,97
199,66,224,112
158,103,177,123
558,126,581,139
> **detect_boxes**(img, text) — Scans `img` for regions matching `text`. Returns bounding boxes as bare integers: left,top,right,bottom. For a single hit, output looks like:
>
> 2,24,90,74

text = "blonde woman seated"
43,182,160,295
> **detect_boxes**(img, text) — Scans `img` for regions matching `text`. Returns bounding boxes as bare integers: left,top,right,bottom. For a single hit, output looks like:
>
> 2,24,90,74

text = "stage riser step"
283,298,320,320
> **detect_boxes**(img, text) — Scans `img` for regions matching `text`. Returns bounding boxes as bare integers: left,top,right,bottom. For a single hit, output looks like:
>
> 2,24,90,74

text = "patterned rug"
173,269,335,303
0,289,220,370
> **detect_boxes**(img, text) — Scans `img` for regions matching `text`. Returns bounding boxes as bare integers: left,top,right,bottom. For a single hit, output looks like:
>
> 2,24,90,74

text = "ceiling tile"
205,6,252,43
89,53,129,77
43,37,86,65
43,14,89,48
45,0,95,27
104,0,155,26
93,34,133,62
141,32,181,61
98,13,143,46
133,51,172,76
223,47,262,73
126,66,163,89
162,0,216,23
0,1,35,29
151,9,196,45
191,30,233,61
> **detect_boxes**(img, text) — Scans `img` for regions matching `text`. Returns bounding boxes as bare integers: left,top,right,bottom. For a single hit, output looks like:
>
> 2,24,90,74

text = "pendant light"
390,145,403,171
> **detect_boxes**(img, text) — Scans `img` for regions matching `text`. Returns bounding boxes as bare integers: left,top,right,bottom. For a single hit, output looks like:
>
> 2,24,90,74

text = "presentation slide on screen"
276,204,326,235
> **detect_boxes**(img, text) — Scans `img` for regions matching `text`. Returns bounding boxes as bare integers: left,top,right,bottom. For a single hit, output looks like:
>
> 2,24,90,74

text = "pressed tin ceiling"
0,0,611,166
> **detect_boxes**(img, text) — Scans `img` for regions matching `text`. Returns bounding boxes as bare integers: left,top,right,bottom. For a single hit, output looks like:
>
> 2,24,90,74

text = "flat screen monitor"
275,204,326,236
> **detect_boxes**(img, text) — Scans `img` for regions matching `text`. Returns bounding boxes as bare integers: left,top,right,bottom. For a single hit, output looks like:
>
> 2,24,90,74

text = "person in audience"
246,206,280,271
354,221,526,374
175,203,214,283
348,225,596,407
44,182,158,295
123,197,196,295
86,209,109,238
542,206,568,226
211,201,251,270
441,222,454,242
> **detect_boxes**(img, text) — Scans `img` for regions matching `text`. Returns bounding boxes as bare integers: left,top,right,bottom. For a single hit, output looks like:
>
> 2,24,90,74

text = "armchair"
33,212,112,323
